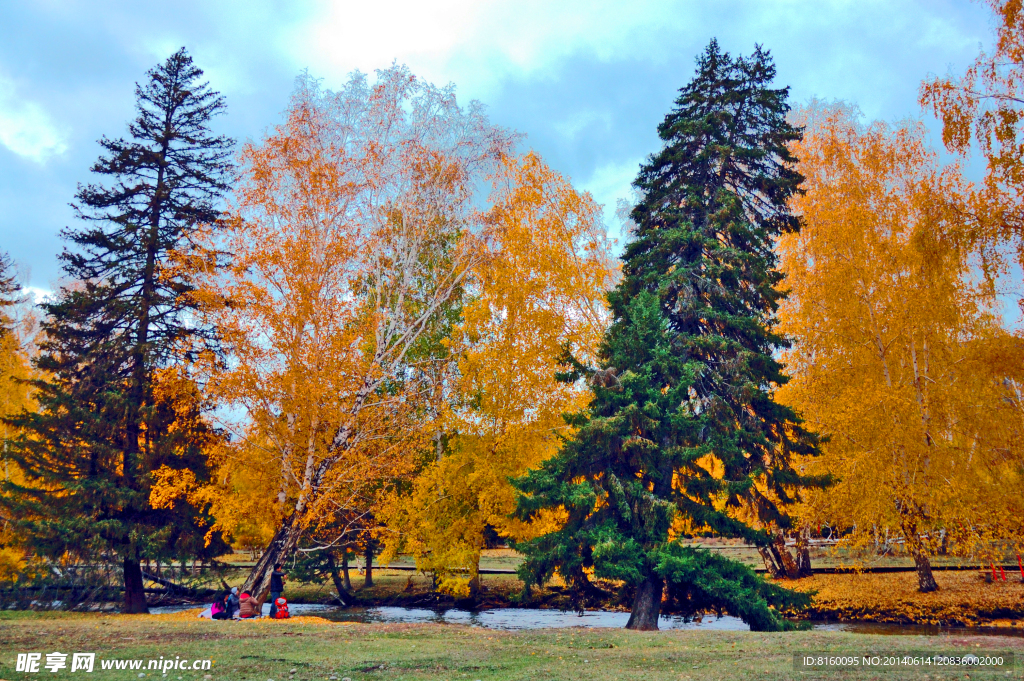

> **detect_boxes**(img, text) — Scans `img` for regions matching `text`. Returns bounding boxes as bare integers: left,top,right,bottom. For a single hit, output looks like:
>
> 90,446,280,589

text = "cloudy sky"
0,0,995,295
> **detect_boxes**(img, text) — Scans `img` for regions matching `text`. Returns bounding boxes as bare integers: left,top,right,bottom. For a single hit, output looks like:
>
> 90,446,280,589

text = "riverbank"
2,610,1023,680
242,568,1024,629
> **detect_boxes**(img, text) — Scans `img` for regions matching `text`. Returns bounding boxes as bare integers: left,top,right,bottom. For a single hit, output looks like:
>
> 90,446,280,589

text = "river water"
149,603,1024,637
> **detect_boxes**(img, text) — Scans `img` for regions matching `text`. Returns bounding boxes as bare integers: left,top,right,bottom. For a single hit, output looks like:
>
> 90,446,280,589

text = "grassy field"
1,610,1022,681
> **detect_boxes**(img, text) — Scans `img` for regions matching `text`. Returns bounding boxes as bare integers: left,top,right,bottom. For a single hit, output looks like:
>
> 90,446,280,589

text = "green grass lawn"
1,610,1022,681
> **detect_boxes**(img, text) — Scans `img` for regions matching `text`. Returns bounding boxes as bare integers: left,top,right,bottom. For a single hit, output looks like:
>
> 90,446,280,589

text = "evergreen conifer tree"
512,40,824,631
0,251,21,337
1,49,232,613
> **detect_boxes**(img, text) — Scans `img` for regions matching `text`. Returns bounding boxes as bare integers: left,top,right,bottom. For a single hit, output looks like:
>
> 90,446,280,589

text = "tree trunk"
342,550,352,591
772,533,801,579
466,554,481,598
899,506,938,593
242,514,302,601
363,542,374,588
122,555,149,614
325,552,355,607
796,526,813,577
625,576,663,630
913,551,939,592
758,546,783,578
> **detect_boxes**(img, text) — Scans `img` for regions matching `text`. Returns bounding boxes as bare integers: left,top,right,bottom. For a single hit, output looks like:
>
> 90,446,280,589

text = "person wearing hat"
227,587,240,618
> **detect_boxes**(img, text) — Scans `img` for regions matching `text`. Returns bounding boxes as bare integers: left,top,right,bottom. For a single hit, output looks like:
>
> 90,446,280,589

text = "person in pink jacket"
237,591,261,618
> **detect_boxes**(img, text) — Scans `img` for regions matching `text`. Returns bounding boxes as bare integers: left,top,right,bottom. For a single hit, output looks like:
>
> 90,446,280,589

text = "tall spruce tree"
0,251,20,336
512,40,824,631
1,49,232,613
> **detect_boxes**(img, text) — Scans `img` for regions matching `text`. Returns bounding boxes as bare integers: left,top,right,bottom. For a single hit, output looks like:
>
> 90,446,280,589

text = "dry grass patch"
791,570,1024,625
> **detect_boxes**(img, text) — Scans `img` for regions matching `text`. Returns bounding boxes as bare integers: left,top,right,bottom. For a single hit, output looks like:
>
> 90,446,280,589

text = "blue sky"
0,0,995,295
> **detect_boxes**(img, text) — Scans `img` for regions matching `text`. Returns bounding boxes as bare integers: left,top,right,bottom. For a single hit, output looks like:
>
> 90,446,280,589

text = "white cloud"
23,286,53,303
553,110,614,141
0,73,68,163
280,0,991,115
581,157,640,207
284,0,683,98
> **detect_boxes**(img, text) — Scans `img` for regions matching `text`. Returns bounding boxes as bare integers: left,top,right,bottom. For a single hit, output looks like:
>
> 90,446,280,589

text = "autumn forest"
1,0,1023,636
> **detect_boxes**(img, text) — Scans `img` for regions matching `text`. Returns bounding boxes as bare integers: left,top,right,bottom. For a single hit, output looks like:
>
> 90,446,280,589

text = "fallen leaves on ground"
140,609,351,626
790,570,1024,625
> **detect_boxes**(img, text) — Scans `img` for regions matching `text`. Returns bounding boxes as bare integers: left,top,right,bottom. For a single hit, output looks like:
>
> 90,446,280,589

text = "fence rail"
365,563,1024,575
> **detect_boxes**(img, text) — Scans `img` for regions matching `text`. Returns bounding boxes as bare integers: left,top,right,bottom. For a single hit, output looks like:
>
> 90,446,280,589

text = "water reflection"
322,606,745,631
149,603,1024,637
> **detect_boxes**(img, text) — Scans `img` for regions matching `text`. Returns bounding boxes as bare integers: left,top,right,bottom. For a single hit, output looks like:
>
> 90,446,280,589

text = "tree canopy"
0,48,233,613
512,40,821,631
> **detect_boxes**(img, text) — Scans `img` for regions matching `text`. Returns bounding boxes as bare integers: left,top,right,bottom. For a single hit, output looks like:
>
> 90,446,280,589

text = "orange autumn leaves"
160,65,615,589
790,571,1024,626
776,1,1024,590
378,153,615,595
921,0,1024,195
777,103,1024,577
148,51,1024,595
205,67,517,572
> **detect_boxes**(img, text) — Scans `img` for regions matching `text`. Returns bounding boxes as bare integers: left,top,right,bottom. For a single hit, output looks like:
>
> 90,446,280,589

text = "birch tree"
378,152,616,596
778,103,1024,592
196,66,515,598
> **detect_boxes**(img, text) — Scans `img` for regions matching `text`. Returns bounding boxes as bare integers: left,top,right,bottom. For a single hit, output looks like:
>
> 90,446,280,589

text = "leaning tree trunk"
758,533,800,579
912,550,939,592
625,575,663,630
242,514,303,601
772,533,801,579
325,552,355,607
122,555,149,614
758,546,783,577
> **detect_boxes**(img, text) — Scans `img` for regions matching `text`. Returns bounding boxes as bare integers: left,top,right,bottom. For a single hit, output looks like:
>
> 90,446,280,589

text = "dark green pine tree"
0,251,21,336
1,49,233,613
512,40,826,631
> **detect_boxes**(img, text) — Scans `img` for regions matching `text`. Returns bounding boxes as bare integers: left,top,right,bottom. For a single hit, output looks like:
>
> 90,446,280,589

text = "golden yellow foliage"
150,430,279,558
143,367,231,549
0,287,37,568
921,0,1024,188
0,329,33,480
0,546,26,582
379,152,615,594
191,67,517,595
921,0,1024,285
779,103,1024,589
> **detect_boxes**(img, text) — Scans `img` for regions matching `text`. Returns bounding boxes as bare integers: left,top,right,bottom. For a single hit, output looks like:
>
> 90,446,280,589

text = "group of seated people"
203,587,289,620
201,564,289,620
210,587,261,619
